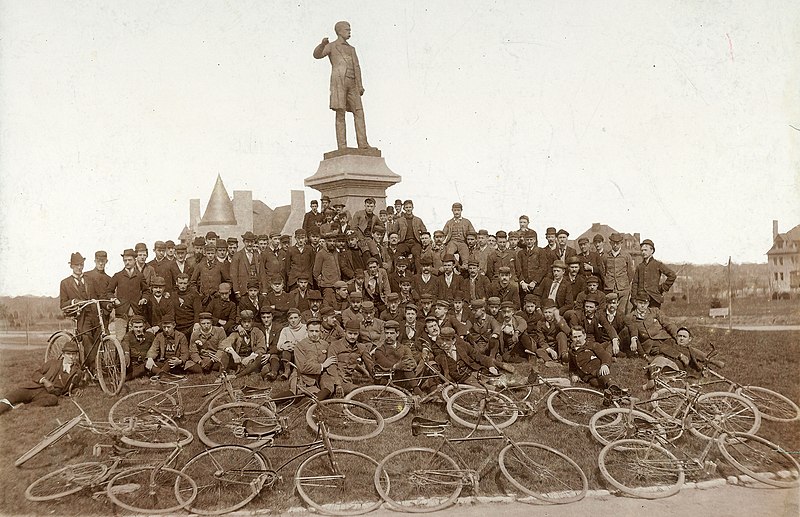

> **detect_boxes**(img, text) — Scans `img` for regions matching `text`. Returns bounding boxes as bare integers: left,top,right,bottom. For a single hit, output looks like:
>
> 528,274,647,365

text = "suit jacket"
486,249,517,281
397,215,427,244
141,294,175,329
436,273,466,301
363,268,391,306
285,245,315,287
625,308,677,342
488,281,521,309
631,257,677,305
577,251,605,282
413,273,439,299
168,260,194,290
238,294,269,317
566,309,618,343
535,277,574,314
313,38,364,111
463,274,492,302
261,247,287,288
229,249,261,295
351,209,380,240
107,268,149,318
516,246,547,286
313,248,341,288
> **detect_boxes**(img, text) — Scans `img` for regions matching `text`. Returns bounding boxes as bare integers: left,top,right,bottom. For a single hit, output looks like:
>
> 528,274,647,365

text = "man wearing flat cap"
486,231,516,282
120,315,157,380
516,230,546,300
146,317,195,376
322,319,375,396
286,229,315,293
259,233,287,290
576,236,604,286
169,243,194,291
190,242,231,307
372,319,417,390
488,265,520,310
631,239,676,309
84,251,112,325
215,309,267,377
205,282,238,334
603,232,635,313
465,299,501,359
188,312,227,373
442,202,476,268
148,241,173,289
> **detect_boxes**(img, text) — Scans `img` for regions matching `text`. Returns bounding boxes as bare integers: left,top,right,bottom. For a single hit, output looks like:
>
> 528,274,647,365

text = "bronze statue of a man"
313,21,372,150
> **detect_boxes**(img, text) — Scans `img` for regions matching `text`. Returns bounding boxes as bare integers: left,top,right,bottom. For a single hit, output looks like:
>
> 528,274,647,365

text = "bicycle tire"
295,449,383,516
25,461,108,501
598,439,684,499
446,388,519,430
688,391,761,441
736,385,800,423
440,383,476,402
197,402,279,448
178,445,270,515
44,331,76,362
589,408,668,447
498,441,588,503
374,447,462,513
717,432,800,488
106,465,197,514
96,335,126,396
344,385,412,424
15,415,83,467
108,389,178,428
306,399,385,441
546,387,610,428
649,387,692,421
119,418,194,449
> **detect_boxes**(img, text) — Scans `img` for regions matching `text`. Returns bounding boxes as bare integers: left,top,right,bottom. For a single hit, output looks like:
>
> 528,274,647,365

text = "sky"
1,1,798,296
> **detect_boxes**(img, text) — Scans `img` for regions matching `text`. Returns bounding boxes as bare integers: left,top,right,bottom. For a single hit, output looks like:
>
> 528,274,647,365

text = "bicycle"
25,443,198,515
445,371,618,431
107,373,240,428
373,408,588,512
178,420,384,515
45,299,126,395
597,422,799,498
196,388,385,447
342,361,475,424
15,400,193,467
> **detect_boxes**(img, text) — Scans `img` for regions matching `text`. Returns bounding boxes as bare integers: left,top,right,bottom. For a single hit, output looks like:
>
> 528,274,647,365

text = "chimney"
591,223,600,231
190,199,201,233
773,220,779,240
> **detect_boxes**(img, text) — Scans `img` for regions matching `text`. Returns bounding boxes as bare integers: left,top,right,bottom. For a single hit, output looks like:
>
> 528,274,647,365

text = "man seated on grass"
373,320,418,392
432,326,510,388
145,317,196,376
121,315,157,380
276,309,308,381
187,312,226,374
321,319,374,396
292,318,337,397
215,310,266,378
0,340,80,415
642,326,725,388
567,325,617,390
535,299,571,366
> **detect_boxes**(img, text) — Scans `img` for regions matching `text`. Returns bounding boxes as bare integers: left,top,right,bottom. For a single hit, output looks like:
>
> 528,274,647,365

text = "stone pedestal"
304,148,402,215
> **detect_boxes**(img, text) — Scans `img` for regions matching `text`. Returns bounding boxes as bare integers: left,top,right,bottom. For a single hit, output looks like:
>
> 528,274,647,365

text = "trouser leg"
335,110,347,149
353,109,369,148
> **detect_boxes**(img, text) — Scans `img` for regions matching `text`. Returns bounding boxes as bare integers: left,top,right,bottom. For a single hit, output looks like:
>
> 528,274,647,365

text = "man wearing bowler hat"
631,239,676,309
85,250,113,326
60,252,103,364
108,248,149,342
169,243,194,291
230,231,261,300
603,232,635,313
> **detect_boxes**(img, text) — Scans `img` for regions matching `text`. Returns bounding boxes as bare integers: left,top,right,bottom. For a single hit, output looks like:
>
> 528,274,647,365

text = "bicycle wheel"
296,449,383,516
546,387,610,428
25,462,108,501
689,391,761,441
15,415,83,467
374,447,462,513
178,445,270,515
45,331,76,361
106,465,197,514
440,383,476,402
108,389,178,428
446,388,518,431
306,399,384,441
344,385,411,424
718,432,800,488
736,386,800,423
649,387,693,420
119,417,194,449
96,335,126,396
197,402,279,448
589,408,667,447
498,442,588,503
598,439,684,499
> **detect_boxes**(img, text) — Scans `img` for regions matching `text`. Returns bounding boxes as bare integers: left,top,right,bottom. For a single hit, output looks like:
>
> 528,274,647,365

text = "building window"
780,272,785,281
773,258,778,265
775,273,779,281
779,257,784,265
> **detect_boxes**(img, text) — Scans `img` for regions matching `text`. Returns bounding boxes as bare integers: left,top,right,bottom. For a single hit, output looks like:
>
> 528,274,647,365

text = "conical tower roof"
199,175,237,226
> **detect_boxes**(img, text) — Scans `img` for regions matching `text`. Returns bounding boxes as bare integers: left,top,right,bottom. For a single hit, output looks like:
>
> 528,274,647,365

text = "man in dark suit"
631,239,676,308
60,252,102,363
576,237,605,285
169,244,194,291
230,231,261,299
555,229,578,264
535,260,574,314
436,254,465,301
463,260,492,302
396,199,427,261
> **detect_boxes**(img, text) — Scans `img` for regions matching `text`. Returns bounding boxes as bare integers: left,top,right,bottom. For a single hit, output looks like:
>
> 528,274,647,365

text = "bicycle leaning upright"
45,299,126,396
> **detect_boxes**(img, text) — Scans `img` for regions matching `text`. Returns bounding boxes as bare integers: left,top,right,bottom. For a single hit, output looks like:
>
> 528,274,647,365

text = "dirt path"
356,484,799,517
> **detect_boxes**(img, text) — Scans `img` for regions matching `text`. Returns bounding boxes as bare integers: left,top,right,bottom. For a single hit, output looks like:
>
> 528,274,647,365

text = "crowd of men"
2,196,714,413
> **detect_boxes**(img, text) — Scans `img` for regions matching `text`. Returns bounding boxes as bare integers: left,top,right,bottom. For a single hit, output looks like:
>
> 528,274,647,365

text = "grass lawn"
1,327,798,516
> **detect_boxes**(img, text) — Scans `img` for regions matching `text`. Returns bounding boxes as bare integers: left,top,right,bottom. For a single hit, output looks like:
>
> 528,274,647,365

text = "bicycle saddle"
240,386,272,396
412,417,450,427
243,419,281,438
411,416,449,436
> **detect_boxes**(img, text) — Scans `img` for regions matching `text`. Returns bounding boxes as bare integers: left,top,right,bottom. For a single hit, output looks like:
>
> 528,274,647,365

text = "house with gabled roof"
767,220,800,296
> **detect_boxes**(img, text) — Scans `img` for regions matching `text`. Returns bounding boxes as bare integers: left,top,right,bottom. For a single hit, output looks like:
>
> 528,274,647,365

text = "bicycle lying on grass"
178,419,384,515
45,299,126,396
373,407,588,512
25,443,197,515
15,400,193,467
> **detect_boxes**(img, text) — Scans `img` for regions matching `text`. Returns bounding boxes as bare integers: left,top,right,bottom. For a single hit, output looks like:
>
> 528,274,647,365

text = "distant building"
767,220,800,297
573,223,642,261
183,175,305,247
